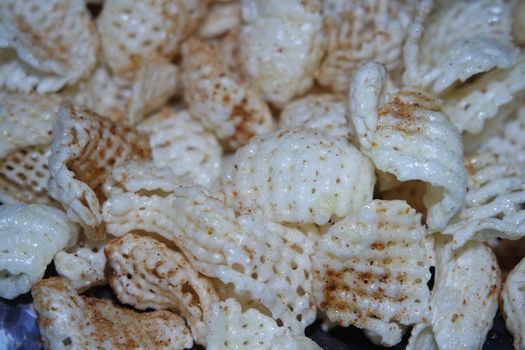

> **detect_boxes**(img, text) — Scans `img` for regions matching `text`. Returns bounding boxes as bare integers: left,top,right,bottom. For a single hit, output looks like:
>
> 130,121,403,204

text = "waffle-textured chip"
182,38,273,150
105,233,219,345
279,94,351,137
318,0,414,93
97,0,207,80
32,277,193,350
48,104,151,241
0,0,98,93
349,62,466,231
222,127,375,225
102,169,316,334
239,0,324,107
54,235,108,292
199,2,241,38
139,108,222,188
312,200,433,347
0,204,79,299
500,257,525,350
442,152,525,249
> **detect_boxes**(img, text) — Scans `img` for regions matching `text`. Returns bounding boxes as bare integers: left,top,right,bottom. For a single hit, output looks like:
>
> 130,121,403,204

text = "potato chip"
105,233,219,345
0,0,99,93
182,38,273,150
139,108,222,188
32,277,193,350
318,0,414,93
199,2,241,38
500,257,525,350
279,94,351,137
405,323,437,350
48,104,151,241
442,152,525,249
222,127,375,225
97,0,206,80
0,204,79,299
312,200,433,347
239,0,324,107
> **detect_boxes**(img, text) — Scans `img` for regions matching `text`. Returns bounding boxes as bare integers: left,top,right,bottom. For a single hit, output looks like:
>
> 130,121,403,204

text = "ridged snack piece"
199,2,241,38
500,257,525,350
481,106,525,163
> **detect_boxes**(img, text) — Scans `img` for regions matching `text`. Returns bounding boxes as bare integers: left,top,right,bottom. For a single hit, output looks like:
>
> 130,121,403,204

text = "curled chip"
312,200,433,347
500,257,525,350
0,0,98,93
442,152,525,249
222,127,375,225
199,2,241,38
408,237,501,350
239,0,324,107
139,108,223,188
205,298,322,350
318,0,413,93
54,235,108,292
105,233,219,346
48,104,151,241
102,166,316,334
32,277,193,350
182,38,273,150
349,62,466,231
0,204,79,299
97,0,207,80
279,94,351,137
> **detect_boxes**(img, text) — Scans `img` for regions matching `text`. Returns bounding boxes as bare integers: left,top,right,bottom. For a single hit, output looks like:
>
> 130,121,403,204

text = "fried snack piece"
32,277,193,350
349,62,466,231
199,2,241,38
279,94,351,137
222,128,375,225
0,204,79,299
205,299,322,350
181,38,273,151
312,200,433,347
48,104,151,241
500,257,525,350
105,233,219,345
239,0,324,107
139,108,222,188
0,0,99,93
97,0,207,80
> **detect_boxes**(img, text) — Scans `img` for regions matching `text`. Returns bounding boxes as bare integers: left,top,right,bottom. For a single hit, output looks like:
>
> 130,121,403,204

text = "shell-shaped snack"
199,2,241,38
105,233,219,345
181,38,273,151
54,235,108,292
312,200,433,347
349,62,466,231
32,277,193,350
139,108,222,188
97,0,207,80
48,104,151,241
239,0,324,107
500,257,525,350
279,94,351,137
318,0,414,93
205,298,322,350
442,152,525,249
0,204,79,299
222,127,375,225
0,0,99,93
102,166,316,334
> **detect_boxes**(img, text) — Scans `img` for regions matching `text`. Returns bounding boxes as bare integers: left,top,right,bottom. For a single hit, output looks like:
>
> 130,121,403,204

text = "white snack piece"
349,62,467,231
0,0,99,93
312,200,433,347
106,233,219,345
32,277,193,350
199,2,241,38
500,257,525,350
239,0,324,107
182,38,273,150
279,94,351,137
222,127,375,225
139,108,222,188
0,204,78,299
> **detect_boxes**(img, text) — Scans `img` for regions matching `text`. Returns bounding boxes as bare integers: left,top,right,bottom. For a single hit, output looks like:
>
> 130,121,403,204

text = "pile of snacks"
0,0,524,349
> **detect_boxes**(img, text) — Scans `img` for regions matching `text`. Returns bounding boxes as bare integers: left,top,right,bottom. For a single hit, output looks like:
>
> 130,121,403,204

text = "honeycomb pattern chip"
500,257,525,350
